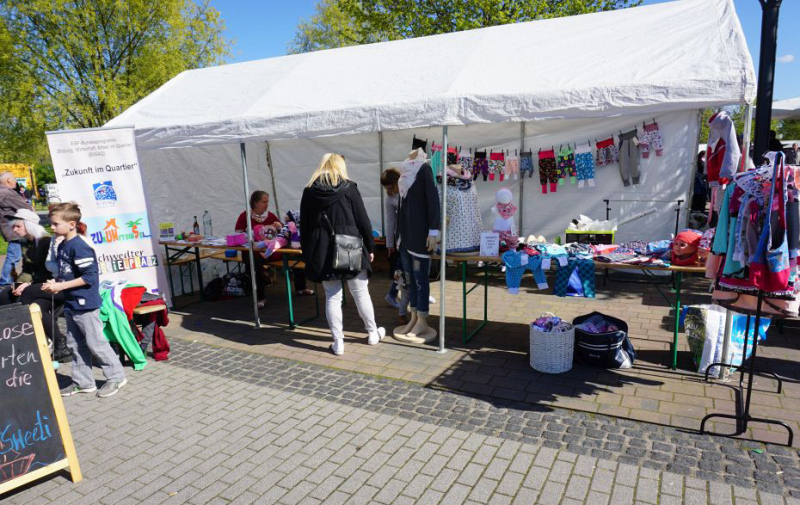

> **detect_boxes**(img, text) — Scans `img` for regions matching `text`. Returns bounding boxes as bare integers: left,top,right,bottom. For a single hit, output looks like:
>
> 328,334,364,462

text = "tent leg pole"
438,126,448,354
379,132,385,238
518,122,525,235
241,143,261,329
265,141,280,218
741,104,754,172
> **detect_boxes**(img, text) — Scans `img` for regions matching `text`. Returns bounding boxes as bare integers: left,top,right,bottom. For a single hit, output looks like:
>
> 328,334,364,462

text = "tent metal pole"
437,126,448,354
265,141,280,218
518,122,526,235
752,0,782,163
379,132,385,237
741,104,754,172
241,143,261,329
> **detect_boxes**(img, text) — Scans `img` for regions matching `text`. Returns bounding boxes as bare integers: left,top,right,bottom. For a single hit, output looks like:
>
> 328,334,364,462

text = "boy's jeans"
66,309,126,389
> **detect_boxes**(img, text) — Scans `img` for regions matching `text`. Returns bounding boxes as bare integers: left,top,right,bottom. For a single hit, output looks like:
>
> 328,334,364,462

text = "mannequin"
492,188,519,250
393,147,441,343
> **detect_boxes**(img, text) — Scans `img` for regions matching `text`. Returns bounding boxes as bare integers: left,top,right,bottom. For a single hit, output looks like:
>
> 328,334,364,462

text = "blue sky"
211,0,799,101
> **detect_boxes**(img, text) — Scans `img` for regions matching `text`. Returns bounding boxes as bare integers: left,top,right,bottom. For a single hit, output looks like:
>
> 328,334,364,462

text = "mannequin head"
672,230,702,266
494,188,516,220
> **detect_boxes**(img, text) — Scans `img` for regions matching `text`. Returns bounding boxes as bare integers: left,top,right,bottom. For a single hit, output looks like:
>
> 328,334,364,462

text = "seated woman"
0,209,72,361
235,190,314,309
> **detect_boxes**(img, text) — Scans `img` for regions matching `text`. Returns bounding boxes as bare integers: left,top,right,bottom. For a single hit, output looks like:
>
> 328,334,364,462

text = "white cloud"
777,54,795,63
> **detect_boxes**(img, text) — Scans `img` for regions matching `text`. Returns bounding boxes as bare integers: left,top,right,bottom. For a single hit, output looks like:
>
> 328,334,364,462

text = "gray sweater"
0,186,32,240
384,194,399,249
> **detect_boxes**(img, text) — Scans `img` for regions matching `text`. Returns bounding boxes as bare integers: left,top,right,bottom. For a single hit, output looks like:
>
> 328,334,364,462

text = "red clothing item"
235,210,280,232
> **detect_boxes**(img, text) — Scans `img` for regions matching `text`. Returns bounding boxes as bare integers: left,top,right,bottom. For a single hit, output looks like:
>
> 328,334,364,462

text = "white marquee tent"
106,0,755,343
773,97,800,120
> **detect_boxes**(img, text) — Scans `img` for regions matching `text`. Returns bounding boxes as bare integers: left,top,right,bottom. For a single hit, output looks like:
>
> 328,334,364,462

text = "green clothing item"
99,286,147,371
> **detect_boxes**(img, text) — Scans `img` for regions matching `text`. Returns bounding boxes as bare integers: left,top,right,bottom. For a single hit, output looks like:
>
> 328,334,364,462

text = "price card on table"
480,232,500,258
159,222,175,242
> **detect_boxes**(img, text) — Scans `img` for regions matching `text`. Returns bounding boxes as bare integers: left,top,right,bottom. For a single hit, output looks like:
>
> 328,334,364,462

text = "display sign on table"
480,232,500,257
159,222,175,242
46,126,169,300
0,305,81,495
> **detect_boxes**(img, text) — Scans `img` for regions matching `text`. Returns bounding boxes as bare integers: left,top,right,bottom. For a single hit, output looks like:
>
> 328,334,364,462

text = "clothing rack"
700,290,794,446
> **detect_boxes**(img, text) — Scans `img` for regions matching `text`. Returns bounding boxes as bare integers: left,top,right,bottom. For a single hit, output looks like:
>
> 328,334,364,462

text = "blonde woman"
300,154,385,355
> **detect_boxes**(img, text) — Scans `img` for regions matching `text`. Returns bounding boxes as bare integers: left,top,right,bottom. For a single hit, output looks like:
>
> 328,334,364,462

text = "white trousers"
322,270,377,342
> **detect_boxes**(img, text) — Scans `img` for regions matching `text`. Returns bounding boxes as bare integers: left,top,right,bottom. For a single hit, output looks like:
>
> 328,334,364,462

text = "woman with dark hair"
235,190,313,309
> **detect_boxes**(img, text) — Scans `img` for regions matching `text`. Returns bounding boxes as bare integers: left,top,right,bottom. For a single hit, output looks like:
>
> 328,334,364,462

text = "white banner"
46,127,169,300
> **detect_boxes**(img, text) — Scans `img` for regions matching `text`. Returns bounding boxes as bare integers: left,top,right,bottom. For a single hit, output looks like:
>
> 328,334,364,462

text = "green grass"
0,238,7,256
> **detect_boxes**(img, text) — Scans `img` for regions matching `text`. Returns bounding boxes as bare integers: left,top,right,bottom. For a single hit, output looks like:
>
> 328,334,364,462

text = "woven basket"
529,314,575,374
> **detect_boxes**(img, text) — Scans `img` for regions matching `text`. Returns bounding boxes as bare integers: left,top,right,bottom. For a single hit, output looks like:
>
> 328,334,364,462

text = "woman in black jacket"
301,153,385,355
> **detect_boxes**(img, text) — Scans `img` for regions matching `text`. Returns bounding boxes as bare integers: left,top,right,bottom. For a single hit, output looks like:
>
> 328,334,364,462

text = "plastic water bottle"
202,210,212,236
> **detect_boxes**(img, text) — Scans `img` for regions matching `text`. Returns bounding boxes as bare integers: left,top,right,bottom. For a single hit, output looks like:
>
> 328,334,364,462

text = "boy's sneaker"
97,378,127,398
385,293,399,309
368,327,386,345
61,384,97,396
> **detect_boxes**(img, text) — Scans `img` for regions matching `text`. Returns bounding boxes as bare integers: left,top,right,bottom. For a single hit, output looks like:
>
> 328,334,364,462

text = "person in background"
691,151,708,212
235,190,313,309
45,202,127,398
785,143,798,165
0,171,33,287
0,209,72,362
301,153,385,356
380,168,410,325
769,130,785,153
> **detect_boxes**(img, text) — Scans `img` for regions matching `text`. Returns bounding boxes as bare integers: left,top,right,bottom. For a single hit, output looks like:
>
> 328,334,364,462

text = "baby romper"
538,149,558,194
505,153,520,180
540,243,569,270
618,129,641,186
595,137,619,167
526,254,549,289
489,152,505,182
519,151,535,178
503,250,527,294
459,149,473,177
574,143,596,188
557,145,577,185
639,122,664,158
430,142,443,178
473,151,488,181
554,258,596,298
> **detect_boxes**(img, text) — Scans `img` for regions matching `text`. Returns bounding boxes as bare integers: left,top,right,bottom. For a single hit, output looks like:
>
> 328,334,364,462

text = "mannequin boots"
394,310,437,344
393,309,418,339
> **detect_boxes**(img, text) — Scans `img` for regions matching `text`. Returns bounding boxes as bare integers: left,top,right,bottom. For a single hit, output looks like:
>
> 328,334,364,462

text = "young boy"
44,202,127,398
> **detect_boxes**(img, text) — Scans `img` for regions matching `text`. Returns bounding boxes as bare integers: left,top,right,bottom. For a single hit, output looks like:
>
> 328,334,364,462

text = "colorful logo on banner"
84,213,157,274
92,180,117,208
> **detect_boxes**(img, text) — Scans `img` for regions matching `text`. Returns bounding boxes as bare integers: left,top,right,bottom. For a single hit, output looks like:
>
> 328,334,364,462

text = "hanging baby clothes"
459,149,473,176
520,151,535,178
596,137,619,166
473,151,488,181
505,153,520,180
640,121,664,158
412,136,428,153
502,250,548,294
489,152,505,182
707,111,741,187
557,145,577,185
430,142,443,178
618,129,641,186
437,175,483,254
574,143,596,188
538,149,558,194
554,258,596,298
447,146,459,165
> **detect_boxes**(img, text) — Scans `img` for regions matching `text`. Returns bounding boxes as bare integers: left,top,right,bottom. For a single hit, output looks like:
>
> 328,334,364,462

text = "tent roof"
106,0,755,150
773,97,800,120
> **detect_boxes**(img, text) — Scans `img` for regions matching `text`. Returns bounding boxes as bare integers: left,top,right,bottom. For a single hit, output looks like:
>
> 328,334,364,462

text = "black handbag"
572,312,636,369
322,211,363,273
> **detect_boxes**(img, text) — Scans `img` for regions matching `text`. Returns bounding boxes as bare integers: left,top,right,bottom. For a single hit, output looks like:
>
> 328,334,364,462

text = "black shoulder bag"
322,211,363,273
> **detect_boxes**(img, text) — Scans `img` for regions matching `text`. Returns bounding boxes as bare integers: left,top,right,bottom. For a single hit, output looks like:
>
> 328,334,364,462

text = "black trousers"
0,283,65,343
241,252,308,300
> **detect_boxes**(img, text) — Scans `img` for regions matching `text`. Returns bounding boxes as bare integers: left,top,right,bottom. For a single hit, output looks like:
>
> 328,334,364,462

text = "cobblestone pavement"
5,340,800,505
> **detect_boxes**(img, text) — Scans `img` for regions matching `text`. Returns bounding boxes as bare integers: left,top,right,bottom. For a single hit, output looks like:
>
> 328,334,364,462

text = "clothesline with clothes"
411,118,666,194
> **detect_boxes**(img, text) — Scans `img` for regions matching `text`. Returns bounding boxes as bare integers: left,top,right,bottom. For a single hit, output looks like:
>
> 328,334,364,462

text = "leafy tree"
290,0,642,53
778,119,800,142
0,0,232,164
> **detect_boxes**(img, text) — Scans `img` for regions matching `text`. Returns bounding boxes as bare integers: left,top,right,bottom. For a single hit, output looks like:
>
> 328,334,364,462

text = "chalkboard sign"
0,304,81,495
